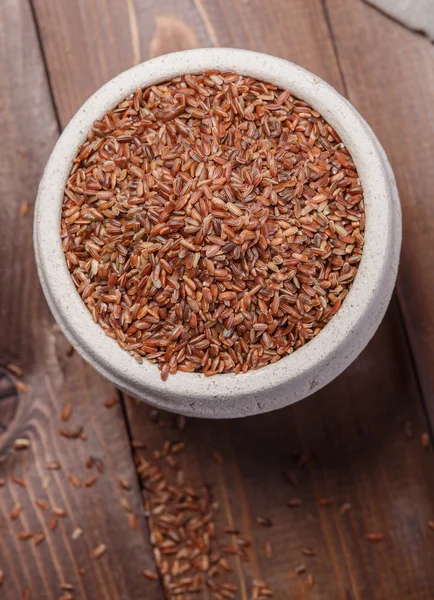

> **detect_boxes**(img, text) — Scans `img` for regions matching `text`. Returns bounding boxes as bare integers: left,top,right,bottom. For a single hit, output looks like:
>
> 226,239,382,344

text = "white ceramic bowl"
34,48,401,418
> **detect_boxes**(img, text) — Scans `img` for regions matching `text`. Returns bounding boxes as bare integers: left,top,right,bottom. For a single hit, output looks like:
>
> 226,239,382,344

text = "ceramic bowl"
34,48,401,418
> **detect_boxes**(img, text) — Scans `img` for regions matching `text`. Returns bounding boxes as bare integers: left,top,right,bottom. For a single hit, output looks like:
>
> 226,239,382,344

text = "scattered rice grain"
10,503,22,520
12,475,26,487
32,532,45,546
16,531,32,541
13,438,30,450
61,404,73,422
35,499,50,511
91,543,107,559
19,201,31,217
365,533,385,543
68,474,82,488
14,380,29,393
71,527,83,540
118,477,131,491
6,364,23,377
84,475,98,488
46,461,61,471
143,569,159,581
421,432,430,449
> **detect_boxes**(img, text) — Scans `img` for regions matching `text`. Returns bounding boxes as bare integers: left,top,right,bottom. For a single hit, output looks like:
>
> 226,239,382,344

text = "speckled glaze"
34,48,401,418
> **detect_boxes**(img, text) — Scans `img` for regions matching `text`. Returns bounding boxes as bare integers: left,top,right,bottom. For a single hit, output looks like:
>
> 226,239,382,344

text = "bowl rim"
34,47,400,417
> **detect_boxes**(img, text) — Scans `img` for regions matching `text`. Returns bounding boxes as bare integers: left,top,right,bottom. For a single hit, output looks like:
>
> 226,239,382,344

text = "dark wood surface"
327,0,434,426
0,1,158,599
1,0,434,598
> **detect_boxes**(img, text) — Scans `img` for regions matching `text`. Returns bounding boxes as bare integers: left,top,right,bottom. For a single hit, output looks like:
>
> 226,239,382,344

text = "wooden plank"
0,1,159,598
31,0,343,121
191,0,345,91
325,0,434,425
128,300,434,599
119,1,434,596
31,0,434,597
31,0,213,127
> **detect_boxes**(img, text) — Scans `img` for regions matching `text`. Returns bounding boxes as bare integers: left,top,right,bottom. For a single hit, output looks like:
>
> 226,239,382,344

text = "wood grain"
325,0,434,427
26,0,434,598
0,1,159,598
31,0,214,127
196,0,344,91
127,303,434,600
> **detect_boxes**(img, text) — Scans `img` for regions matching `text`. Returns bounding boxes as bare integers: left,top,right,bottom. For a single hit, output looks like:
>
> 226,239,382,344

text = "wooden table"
1,0,434,598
